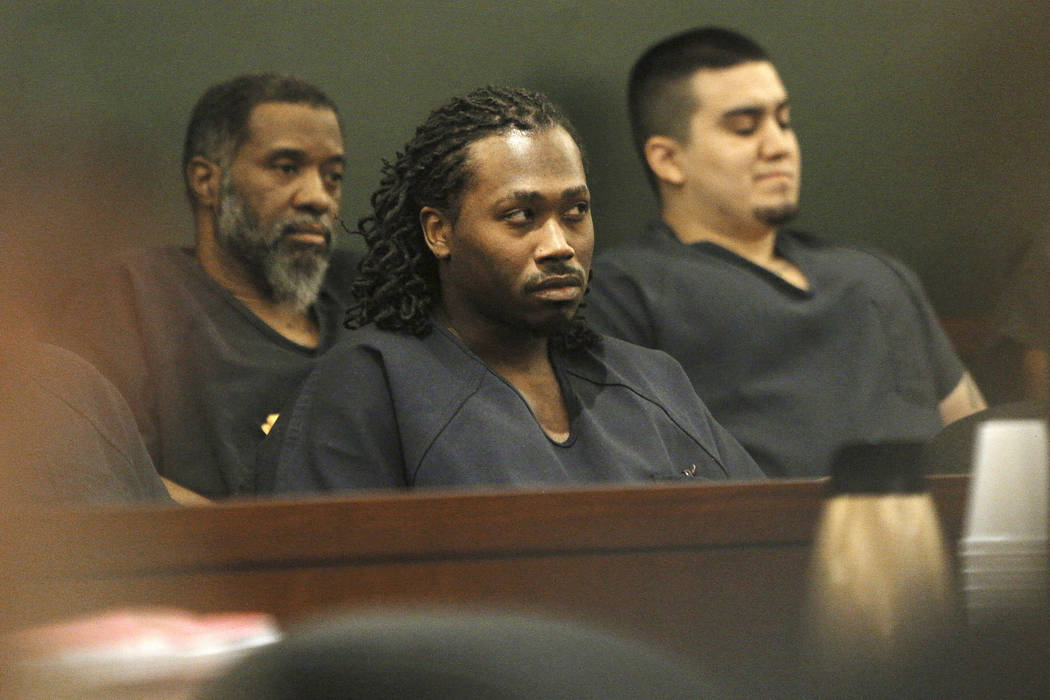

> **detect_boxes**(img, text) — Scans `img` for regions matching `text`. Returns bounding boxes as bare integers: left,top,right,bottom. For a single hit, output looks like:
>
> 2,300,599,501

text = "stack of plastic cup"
960,419,1049,627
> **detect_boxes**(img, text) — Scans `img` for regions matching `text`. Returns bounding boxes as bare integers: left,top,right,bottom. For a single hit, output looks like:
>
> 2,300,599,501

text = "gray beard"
215,183,331,313
754,203,801,227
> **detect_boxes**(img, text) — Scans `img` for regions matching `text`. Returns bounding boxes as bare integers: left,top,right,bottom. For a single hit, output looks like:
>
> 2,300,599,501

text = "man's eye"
726,118,758,136
274,163,299,174
565,202,590,219
326,171,344,184
504,209,532,224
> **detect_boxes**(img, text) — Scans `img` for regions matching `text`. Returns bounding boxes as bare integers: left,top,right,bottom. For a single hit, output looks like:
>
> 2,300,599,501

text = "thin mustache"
523,265,586,293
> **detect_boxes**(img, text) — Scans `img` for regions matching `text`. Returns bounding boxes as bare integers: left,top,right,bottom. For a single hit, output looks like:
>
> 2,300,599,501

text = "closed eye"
724,113,759,136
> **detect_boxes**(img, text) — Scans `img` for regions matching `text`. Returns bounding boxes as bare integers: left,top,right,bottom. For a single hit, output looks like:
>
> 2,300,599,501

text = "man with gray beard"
52,74,358,500
214,175,331,315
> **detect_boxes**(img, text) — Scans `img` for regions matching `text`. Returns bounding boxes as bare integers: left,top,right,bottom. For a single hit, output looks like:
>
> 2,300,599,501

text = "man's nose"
758,121,794,160
535,218,575,262
293,170,339,215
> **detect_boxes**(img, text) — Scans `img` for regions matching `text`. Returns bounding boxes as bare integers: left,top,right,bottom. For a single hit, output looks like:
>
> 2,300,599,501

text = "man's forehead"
688,61,788,114
242,102,344,150
465,128,585,190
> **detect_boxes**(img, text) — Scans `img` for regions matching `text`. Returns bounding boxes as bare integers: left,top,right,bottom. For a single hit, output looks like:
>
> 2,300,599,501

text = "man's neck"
195,241,321,349
662,206,809,290
662,207,777,264
440,310,550,375
235,294,321,349
441,310,570,441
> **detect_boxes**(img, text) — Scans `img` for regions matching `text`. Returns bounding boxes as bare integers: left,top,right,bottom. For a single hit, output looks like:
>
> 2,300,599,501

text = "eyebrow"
267,147,345,166
499,185,590,203
722,100,791,119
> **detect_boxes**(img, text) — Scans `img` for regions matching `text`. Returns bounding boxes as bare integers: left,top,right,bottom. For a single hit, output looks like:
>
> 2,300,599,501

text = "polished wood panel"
0,476,969,694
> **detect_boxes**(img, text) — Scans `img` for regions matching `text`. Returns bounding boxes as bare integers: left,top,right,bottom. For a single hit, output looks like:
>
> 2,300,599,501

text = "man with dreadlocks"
256,86,761,493
51,74,358,501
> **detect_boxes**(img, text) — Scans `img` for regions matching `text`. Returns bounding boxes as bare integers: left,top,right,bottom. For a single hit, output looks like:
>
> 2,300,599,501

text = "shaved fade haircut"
628,27,769,189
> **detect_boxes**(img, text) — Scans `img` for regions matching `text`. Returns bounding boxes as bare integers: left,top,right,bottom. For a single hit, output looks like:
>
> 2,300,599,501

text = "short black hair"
348,85,598,352
182,73,340,198
629,27,769,186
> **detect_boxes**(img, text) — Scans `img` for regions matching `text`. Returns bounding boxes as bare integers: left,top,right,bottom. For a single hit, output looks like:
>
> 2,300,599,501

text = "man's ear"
420,206,452,260
186,156,222,208
644,135,687,187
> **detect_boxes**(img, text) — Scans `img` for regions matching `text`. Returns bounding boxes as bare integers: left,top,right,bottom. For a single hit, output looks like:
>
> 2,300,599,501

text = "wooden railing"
0,476,969,695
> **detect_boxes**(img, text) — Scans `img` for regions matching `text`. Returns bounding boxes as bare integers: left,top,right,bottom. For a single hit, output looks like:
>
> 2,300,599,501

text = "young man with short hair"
588,28,985,477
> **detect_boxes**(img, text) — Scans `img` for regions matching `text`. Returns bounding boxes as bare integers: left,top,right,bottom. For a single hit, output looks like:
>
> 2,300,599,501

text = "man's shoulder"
322,325,470,372
305,326,483,423
778,228,834,249
74,245,201,293
327,324,422,353
567,335,712,425
596,221,680,264
784,229,922,283
590,332,675,359
322,247,361,290
24,343,132,422
104,245,196,273
784,228,903,264
569,334,687,388
313,248,361,320
52,246,209,328
27,342,108,384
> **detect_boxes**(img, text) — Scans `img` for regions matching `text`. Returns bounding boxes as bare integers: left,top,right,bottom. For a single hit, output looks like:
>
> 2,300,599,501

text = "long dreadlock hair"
348,85,601,353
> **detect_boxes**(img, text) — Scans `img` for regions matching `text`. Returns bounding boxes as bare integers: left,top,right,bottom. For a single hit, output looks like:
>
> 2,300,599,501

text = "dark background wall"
4,0,1049,317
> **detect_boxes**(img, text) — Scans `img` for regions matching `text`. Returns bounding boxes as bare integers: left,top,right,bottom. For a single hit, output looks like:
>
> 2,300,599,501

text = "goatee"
215,182,332,312
754,203,800,227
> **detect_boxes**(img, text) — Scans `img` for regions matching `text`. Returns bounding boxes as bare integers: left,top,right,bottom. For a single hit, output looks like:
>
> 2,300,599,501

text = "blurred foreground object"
957,419,1049,696
804,443,959,695
962,419,1049,623
1,607,279,700
199,608,718,699
2,235,170,506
